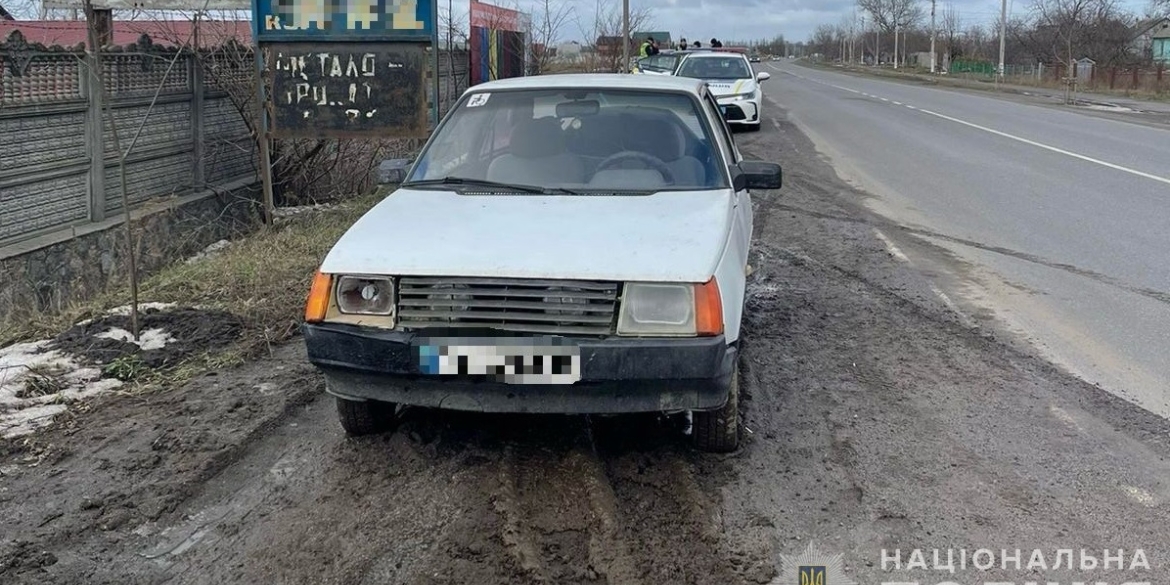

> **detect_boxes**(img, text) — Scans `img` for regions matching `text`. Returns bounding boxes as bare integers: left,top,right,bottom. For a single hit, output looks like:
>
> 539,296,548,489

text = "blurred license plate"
417,343,581,384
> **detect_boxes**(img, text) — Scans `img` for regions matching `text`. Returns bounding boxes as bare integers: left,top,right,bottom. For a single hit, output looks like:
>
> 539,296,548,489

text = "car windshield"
406,88,730,192
639,54,681,72
676,56,753,80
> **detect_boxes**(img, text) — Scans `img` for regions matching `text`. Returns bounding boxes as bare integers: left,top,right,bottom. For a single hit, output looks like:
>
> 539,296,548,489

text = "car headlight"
335,275,395,315
616,281,723,336
731,90,757,101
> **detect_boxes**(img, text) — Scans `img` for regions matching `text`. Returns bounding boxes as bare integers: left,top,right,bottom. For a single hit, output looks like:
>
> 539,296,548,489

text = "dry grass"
2,189,387,365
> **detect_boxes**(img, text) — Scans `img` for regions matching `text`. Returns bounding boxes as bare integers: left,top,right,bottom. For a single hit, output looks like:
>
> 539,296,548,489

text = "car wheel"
744,121,762,132
335,396,397,436
692,362,740,452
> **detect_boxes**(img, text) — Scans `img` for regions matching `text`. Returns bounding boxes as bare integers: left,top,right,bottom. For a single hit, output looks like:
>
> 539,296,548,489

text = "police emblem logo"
774,542,857,585
799,565,826,585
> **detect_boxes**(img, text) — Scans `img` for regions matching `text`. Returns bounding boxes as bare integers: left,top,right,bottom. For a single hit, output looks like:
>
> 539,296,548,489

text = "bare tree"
528,0,574,74
575,0,654,72
941,3,960,62
1030,0,1130,70
856,0,927,33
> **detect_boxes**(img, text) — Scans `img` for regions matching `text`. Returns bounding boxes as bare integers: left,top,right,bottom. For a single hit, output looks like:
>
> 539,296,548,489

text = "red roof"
0,19,251,48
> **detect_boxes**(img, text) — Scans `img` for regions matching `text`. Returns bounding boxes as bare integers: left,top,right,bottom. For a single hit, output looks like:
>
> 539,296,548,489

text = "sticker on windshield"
466,93,491,107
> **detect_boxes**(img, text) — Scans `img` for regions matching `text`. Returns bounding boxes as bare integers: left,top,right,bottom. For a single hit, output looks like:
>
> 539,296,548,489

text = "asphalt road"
6,79,1170,585
761,60,1170,418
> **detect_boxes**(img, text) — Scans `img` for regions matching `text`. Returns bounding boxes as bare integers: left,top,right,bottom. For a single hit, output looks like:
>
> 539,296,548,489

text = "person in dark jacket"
710,38,723,48
678,37,688,50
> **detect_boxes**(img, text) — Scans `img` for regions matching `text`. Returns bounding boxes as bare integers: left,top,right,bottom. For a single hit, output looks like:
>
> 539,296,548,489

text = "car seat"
618,115,707,187
486,117,586,185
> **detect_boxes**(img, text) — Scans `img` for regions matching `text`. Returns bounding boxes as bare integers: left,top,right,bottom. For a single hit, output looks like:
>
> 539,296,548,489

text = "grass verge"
2,189,387,386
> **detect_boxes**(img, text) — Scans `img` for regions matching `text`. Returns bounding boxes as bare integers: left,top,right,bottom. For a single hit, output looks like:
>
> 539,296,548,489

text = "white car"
674,52,770,131
632,51,685,75
302,74,782,452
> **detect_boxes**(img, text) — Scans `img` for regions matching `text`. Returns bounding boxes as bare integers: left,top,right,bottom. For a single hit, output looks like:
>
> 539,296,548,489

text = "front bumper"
302,323,736,414
718,97,760,124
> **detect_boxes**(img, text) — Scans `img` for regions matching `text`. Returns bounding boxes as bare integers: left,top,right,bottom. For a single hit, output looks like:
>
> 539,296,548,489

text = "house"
0,18,251,48
595,35,634,59
1130,17,1170,64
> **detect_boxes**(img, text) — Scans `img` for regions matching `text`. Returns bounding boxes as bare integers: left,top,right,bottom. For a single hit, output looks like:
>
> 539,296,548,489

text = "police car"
674,52,770,131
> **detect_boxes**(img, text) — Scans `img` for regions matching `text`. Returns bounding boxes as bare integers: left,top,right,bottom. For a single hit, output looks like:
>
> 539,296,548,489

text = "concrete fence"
0,31,469,328
0,30,470,250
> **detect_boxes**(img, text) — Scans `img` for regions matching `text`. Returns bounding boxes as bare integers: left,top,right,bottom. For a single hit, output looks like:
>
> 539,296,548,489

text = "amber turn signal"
694,278,723,336
304,270,333,323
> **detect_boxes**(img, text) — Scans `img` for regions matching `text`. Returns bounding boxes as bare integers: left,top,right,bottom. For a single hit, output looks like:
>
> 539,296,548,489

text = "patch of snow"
105,302,177,317
1079,103,1135,112
185,239,232,264
0,339,124,439
96,327,175,351
0,403,68,439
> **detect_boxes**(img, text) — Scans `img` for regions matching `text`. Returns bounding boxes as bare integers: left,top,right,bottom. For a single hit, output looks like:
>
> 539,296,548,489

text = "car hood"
319,188,736,283
705,78,757,97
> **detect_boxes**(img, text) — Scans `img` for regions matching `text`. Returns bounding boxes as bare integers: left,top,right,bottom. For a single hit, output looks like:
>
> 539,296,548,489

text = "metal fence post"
83,50,107,223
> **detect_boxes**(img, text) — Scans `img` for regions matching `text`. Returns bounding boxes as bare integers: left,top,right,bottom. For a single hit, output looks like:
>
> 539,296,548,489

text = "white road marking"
771,118,782,130
913,106,1170,187
892,101,903,105
785,66,1170,187
873,228,910,263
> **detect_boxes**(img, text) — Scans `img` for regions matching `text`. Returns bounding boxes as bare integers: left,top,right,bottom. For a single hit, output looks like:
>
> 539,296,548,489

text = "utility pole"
997,0,1007,78
930,0,937,73
893,14,899,69
622,0,630,73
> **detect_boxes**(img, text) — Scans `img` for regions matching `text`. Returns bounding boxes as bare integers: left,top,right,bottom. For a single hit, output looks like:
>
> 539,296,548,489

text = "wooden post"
254,48,275,225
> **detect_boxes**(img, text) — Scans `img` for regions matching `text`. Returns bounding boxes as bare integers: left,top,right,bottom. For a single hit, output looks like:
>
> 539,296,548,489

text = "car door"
700,89,752,269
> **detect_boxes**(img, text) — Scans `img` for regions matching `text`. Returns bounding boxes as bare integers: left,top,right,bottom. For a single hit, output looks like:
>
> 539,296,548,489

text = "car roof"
680,51,749,60
463,74,707,96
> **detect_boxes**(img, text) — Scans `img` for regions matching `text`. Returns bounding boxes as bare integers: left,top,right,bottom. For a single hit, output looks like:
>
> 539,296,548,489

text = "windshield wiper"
402,177,545,194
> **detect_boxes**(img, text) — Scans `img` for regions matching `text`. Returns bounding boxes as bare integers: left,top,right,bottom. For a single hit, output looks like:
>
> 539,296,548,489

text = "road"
762,60,1170,418
5,82,1170,584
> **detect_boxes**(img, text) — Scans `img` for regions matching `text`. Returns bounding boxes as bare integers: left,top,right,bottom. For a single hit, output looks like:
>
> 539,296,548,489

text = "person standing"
639,36,654,58
678,37,688,50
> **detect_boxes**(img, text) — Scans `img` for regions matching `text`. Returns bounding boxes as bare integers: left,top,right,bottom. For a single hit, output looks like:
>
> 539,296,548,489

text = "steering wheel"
593,150,675,184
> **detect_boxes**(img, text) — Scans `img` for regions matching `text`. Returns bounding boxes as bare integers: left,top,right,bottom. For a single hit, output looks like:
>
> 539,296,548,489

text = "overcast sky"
496,0,1160,45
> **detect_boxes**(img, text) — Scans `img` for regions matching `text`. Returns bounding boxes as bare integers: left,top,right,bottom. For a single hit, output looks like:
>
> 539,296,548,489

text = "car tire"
335,396,397,436
744,121,762,132
692,362,740,452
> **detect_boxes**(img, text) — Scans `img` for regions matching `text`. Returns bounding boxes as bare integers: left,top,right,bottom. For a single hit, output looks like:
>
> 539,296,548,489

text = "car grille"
396,277,620,336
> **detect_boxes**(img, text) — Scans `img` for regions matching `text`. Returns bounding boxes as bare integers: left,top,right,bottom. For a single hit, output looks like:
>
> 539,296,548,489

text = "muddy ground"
3,100,1170,585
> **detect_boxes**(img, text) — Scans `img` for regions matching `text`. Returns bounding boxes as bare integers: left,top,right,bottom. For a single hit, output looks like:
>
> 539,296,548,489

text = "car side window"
702,91,737,164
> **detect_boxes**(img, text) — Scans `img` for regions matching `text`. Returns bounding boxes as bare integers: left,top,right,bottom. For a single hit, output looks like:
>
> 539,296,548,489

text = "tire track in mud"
482,416,742,585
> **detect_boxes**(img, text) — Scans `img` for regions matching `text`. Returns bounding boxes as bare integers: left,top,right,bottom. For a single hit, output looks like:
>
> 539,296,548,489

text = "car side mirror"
378,158,414,184
731,160,782,191
756,71,771,82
